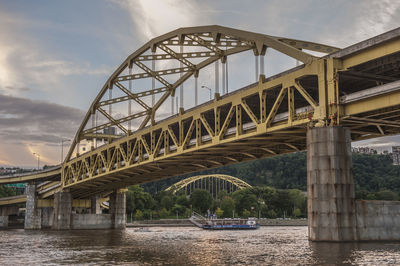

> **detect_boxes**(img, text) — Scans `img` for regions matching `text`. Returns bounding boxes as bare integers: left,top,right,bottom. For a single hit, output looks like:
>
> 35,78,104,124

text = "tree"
161,195,174,210
0,185,16,197
232,189,258,216
134,209,144,220
126,185,154,215
242,209,251,218
176,194,190,208
159,208,169,219
272,190,293,217
375,190,399,201
220,196,235,218
267,209,277,218
288,189,307,217
293,208,301,218
216,207,224,218
171,204,187,217
190,189,212,213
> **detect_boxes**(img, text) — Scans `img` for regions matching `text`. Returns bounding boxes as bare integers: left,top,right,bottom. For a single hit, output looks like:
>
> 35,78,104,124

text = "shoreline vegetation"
127,218,308,227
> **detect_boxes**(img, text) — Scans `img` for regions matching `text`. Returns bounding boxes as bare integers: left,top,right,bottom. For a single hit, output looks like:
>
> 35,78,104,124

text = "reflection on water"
1,226,400,265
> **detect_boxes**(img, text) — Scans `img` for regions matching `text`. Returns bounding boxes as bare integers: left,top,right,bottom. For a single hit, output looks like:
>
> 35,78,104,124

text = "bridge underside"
68,128,307,198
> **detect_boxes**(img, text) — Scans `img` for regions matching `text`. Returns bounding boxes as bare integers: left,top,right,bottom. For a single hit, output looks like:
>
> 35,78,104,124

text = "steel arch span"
165,174,252,196
56,25,400,199
66,25,338,162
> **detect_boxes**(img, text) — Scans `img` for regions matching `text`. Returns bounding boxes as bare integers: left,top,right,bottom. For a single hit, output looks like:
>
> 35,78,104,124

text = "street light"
201,86,212,100
33,152,40,170
61,139,71,163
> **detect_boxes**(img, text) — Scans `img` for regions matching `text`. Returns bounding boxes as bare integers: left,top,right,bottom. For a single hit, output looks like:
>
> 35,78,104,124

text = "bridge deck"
0,166,61,185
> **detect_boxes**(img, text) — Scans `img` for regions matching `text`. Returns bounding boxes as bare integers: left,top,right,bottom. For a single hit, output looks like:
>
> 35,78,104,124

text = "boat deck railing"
189,212,208,228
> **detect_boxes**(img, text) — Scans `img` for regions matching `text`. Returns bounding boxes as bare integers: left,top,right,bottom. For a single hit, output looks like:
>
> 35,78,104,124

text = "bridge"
165,174,252,198
1,25,400,241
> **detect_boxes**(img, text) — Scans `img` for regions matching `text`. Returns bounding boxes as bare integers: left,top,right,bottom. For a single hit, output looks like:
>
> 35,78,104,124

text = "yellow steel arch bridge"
165,174,252,198
0,25,400,201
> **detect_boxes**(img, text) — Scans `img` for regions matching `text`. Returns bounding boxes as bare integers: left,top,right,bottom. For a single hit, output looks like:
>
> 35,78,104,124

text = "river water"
1,226,400,265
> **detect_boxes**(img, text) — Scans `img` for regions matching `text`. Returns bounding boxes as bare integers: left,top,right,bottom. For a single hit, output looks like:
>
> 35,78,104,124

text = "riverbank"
127,218,307,227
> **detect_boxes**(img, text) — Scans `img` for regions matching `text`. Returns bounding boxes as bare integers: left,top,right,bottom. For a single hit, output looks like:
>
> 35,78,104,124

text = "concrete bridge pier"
91,196,101,214
53,191,72,230
25,184,42,229
110,189,126,229
1,205,20,228
307,126,357,241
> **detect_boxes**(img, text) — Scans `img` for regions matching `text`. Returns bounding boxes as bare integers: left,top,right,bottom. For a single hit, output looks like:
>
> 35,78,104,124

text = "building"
393,146,400,165
352,147,378,155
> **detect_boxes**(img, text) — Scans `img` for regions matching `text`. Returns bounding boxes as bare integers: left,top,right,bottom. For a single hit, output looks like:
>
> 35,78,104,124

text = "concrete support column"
307,126,357,241
110,190,126,229
41,207,54,228
53,191,72,230
0,215,8,228
25,184,41,229
91,196,101,214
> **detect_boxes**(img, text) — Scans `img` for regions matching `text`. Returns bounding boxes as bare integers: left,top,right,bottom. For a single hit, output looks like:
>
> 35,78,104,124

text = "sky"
0,0,399,167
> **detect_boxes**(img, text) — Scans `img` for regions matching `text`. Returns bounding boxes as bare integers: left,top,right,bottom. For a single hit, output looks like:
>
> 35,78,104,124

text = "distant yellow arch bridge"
165,174,252,198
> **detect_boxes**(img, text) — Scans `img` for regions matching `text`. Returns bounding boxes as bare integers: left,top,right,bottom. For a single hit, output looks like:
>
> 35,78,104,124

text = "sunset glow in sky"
0,0,399,167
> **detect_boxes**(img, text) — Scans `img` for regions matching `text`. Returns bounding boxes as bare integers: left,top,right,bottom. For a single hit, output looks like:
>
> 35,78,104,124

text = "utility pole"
33,153,40,170
61,139,71,164
201,85,212,100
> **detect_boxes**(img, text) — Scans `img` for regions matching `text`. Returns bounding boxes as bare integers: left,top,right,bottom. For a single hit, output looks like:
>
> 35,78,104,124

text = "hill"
142,152,400,199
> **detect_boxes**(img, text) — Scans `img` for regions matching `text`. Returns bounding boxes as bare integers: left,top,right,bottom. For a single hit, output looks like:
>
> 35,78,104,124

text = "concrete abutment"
307,126,400,241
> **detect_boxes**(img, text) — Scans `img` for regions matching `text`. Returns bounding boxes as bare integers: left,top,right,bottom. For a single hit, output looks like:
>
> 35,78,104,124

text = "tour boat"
189,212,260,230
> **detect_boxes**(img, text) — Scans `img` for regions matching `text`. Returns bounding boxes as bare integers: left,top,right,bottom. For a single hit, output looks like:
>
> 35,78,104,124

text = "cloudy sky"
0,0,399,167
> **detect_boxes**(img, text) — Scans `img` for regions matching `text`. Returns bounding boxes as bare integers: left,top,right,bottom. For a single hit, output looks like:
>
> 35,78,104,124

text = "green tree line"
0,186,16,197
125,185,307,221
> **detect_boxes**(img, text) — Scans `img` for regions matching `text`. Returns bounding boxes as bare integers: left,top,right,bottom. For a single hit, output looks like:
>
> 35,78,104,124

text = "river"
1,226,400,265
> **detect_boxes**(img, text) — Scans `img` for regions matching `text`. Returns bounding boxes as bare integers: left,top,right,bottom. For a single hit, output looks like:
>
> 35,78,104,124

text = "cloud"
312,0,400,46
0,44,111,95
111,0,203,41
353,135,400,152
0,93,85,145
0,9,112,96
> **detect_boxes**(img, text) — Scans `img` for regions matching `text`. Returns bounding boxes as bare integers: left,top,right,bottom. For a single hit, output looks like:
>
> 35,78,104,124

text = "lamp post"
61,139,71,164
201,86,212,100
33,152,40,170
